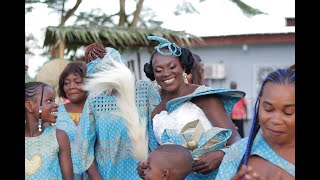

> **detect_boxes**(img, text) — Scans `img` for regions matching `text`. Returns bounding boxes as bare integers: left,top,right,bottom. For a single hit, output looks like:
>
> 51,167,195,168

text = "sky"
25,0,295,78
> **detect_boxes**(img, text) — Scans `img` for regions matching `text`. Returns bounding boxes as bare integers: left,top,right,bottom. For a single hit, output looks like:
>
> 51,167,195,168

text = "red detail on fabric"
230,98,246,120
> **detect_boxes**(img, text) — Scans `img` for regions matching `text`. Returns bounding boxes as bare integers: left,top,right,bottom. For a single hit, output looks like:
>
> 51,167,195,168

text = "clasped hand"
192,150,224,174
137,161,147,179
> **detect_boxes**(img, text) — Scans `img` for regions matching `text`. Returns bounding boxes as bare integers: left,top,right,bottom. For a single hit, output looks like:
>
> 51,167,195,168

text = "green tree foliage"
26,0,264,59
174,0,265,17
26,0,83,58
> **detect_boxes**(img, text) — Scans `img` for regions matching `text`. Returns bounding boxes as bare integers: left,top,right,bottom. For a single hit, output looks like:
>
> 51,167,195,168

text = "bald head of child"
144,144,193,180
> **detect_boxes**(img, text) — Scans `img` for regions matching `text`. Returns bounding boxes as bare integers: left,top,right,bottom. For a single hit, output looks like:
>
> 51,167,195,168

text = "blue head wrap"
147,36,182,56
87,47,127,75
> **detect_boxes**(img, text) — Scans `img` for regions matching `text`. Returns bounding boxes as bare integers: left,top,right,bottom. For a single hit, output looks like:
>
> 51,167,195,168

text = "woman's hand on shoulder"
232,164,288,180
192,150,225,174
231,165,261,180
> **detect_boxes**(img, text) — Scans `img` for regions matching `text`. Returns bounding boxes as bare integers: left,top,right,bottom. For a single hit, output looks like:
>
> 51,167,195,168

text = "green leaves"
231,0,266,17
43,26,203,52
174,1,199,16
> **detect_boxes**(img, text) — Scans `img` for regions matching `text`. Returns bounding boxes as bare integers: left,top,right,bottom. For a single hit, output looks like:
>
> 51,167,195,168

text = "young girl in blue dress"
25,82,73,180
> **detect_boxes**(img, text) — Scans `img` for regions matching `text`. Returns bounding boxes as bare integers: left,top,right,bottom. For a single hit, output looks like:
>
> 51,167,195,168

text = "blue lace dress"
215,133,295,179
87,80,160,179
84,46,160,179
25,126,62,180
56,100,95,178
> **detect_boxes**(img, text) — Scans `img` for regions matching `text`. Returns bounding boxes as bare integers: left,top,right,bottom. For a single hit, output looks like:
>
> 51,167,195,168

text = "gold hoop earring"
183,72,188,84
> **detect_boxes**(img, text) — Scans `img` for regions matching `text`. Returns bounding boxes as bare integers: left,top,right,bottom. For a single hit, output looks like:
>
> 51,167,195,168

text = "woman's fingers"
231,164,248,180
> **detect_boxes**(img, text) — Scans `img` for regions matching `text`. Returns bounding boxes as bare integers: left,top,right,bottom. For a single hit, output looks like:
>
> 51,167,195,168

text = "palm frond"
43,26,203,52
231,0,266,17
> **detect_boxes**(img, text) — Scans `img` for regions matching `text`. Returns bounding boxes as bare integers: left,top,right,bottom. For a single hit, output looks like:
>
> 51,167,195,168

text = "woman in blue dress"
56,61,102,179
82,43,161,179
25,82,73,180
137,36,245,179
216,68,295,180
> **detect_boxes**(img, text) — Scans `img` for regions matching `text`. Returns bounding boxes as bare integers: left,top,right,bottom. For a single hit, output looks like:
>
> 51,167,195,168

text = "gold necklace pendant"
69,113,82,124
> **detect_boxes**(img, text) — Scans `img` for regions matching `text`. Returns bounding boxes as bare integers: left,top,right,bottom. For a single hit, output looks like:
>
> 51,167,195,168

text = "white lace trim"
153,101,214,144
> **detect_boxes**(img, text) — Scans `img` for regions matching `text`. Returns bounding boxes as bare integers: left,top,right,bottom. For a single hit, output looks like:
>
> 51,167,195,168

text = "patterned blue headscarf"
147,36,182,57
87,47,127,75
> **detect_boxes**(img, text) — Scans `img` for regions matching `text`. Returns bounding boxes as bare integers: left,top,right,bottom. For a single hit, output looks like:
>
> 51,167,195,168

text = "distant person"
142,144,193,180
230,81,248,138
25,65,29,74
186,53,205,85
216,68,295,179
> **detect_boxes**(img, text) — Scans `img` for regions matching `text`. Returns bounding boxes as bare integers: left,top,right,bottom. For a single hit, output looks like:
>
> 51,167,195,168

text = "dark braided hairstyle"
144,47,194,81
25,82,50,120
237,68,295,171
25,82,50,102
84,43,107,64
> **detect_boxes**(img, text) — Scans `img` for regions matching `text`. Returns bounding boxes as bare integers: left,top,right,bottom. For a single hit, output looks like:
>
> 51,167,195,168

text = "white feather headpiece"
83,56,148,161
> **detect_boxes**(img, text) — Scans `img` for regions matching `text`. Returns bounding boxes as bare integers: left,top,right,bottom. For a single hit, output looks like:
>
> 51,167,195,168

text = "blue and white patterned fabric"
25,126,62,180
161,125,232,158
87,80,160,179
166,86,245,115
215,133,295,179
56,100,96,174
87,47,127,76
147,36,182,57
84,46,160,179
152,85,245,180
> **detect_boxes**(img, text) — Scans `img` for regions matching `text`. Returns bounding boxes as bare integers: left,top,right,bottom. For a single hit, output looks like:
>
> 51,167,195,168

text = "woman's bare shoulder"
191,92,221,109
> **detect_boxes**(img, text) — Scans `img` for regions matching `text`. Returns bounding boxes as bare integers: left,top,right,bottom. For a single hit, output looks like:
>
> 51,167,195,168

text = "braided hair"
25,82,50,102
25,82,50,121
143,47,194,81
237,68,295,171
84,43,107,63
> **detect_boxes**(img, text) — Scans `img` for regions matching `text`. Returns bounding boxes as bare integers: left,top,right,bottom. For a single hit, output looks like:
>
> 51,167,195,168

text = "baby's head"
144,144,193,180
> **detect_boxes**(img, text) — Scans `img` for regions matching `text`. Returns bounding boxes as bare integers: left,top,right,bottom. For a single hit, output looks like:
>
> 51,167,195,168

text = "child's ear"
25,100,35,113
163,169,169,180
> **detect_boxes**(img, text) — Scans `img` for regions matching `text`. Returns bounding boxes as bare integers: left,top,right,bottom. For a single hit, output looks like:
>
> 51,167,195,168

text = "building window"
253,64,291,97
